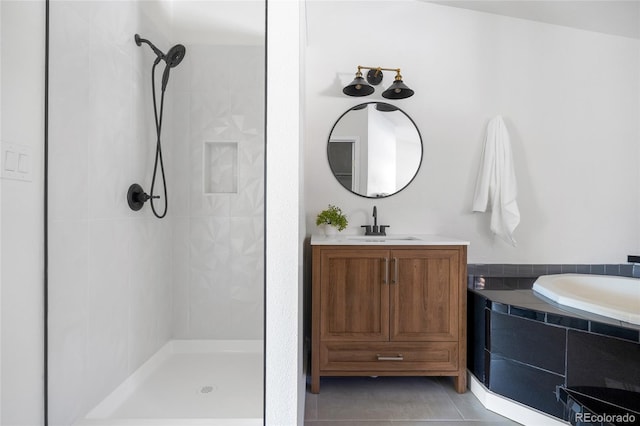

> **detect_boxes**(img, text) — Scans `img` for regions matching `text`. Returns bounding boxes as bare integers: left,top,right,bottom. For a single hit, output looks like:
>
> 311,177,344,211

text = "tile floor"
305,376,522,425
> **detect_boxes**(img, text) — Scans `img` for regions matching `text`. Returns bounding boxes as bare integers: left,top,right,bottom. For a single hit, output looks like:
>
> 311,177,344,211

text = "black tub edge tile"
619,264,633,277
576,265,591,274
468,263,635,277
590,322,640,342
605,264,621,276
547,265,562,274
488,264,505,276
560,264,577,274
503,264,519,276
531,264,548,276
490,301,509,314
546,313,589,331
517,278,536,289
510,306,546,322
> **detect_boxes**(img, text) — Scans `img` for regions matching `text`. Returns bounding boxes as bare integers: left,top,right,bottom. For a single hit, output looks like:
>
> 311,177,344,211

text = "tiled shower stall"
47,1,264,424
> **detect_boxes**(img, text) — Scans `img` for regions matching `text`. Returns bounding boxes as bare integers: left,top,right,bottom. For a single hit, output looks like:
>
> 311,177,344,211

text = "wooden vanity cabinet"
311,245,467,394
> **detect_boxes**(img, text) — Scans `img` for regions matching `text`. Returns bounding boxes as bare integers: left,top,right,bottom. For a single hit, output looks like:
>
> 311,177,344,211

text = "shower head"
161,44,186,91
135,34,186,68
165,44,186,68
135,34,187,92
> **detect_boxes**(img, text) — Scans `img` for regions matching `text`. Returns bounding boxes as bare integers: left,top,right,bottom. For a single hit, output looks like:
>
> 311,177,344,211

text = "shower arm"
135,34,166,60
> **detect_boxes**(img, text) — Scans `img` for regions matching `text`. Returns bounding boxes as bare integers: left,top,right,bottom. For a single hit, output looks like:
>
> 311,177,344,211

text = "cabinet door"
390,249,460,341
320,249,389,341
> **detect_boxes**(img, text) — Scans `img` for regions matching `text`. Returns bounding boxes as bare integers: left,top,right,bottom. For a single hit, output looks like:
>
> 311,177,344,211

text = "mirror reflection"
328,102,423,198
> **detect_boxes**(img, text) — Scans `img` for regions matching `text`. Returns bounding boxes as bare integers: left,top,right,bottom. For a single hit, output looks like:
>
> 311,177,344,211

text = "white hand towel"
472,115,520,246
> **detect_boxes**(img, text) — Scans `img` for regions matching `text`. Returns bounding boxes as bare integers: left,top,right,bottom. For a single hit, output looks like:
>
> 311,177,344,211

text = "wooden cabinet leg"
454,373,467,393
311,374,320,394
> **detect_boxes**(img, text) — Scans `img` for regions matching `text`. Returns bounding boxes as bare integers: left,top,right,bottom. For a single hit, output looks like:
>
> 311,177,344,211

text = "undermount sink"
346,235,420,241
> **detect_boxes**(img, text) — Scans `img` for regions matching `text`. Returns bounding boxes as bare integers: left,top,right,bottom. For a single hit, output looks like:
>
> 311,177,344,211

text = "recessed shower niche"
204,141,238,194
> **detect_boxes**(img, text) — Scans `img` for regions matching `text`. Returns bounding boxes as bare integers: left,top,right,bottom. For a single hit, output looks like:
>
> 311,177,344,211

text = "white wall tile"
48,1,91,223
128,217,172,368
85,219,131,411
87,33,136,220
169,91,191,218
172,45,264,339
48,220,89,425
171,217,190,336
48,1,176,423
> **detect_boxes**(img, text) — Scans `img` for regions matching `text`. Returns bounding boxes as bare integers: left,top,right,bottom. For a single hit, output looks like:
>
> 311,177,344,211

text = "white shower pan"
75,340,263,425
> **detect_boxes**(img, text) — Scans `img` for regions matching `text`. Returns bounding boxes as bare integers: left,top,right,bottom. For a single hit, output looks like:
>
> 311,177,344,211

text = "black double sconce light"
343,65,414,99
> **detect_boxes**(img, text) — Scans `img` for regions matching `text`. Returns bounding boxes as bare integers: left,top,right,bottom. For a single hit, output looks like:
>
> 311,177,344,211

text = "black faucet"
361,206,390,236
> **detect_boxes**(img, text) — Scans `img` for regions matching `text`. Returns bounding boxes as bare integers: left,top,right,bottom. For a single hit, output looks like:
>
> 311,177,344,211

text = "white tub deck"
533,274,640,326
75,340,263,426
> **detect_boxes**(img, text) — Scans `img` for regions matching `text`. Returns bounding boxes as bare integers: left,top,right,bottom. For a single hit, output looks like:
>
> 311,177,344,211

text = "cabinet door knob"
376,354,404,361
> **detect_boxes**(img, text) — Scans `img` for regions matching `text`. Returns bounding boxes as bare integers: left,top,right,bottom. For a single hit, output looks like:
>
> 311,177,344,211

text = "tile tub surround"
467,264,640,336
467,281,640,423
468,263,638,279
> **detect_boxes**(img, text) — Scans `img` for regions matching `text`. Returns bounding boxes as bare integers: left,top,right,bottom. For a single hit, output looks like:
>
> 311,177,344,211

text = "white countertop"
310,234,470,246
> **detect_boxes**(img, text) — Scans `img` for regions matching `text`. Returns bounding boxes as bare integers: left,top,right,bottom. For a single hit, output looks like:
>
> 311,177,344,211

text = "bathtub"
74,340,263,426
533,274,640,325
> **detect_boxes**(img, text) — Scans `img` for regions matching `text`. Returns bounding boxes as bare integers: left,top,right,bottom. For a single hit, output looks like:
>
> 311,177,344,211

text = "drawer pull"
376,354,403,361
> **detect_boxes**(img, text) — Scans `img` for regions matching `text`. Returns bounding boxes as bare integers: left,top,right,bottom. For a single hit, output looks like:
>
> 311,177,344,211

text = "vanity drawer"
320,341,458,372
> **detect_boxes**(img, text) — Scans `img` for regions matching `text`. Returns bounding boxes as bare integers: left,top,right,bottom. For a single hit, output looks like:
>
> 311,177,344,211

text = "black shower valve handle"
127,183,159,212
138,192,160,202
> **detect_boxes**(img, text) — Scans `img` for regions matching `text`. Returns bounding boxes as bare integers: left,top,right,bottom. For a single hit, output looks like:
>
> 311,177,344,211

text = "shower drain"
201,385,214,394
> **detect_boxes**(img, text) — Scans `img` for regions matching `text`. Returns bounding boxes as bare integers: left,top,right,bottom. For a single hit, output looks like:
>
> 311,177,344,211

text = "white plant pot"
324,225,339,237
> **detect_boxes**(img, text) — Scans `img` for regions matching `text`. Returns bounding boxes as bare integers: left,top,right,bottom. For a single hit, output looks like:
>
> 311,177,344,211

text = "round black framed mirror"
327,102,423,198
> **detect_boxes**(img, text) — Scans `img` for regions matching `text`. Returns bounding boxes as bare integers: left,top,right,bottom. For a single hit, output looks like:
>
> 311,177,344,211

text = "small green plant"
316,204,348,231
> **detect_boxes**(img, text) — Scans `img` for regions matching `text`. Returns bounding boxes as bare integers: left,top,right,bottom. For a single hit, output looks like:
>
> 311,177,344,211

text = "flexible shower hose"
149,58,168,219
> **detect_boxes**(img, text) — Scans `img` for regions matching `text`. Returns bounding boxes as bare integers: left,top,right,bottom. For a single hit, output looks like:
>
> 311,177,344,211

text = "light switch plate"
1,142,33,182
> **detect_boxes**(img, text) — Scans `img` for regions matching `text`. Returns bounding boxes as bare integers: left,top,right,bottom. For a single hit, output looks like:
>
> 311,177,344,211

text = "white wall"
265,0,305,424
0,1,45,425
304,1,640,264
